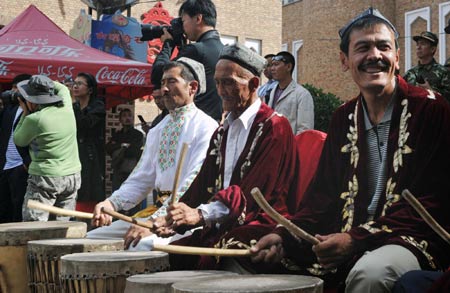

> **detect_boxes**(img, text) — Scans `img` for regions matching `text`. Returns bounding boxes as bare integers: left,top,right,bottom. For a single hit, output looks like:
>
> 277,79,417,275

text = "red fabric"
171,103,298,271
76,201,97,213
0,5,153,109
276,76,450,276
295,130,327,207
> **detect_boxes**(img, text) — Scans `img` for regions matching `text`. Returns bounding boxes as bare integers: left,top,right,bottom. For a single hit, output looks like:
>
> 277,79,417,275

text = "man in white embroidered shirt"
154,43,298,273
88,57,218,250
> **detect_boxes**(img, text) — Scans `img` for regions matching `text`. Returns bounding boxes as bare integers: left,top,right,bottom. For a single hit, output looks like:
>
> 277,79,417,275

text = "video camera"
1,90,23,106
140,17,185,47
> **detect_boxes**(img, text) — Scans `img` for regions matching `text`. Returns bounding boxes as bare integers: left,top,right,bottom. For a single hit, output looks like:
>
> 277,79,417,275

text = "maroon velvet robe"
277,76,450,278
170,102,298,271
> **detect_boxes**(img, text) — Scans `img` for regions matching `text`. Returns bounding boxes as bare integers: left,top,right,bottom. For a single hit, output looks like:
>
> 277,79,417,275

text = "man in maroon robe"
154,43,298,272
251,8,450,292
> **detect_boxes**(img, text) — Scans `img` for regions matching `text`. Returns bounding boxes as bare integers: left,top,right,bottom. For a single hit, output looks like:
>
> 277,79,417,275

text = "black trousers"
0,165,28,223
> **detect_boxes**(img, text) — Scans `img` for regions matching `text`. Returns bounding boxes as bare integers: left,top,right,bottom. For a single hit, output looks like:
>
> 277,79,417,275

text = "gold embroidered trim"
340,175,358,232
240,112,276,179
340,100,360,232
393,99,413,173
360,221,392,234
382,178,400,216
401,235,436,269
341,100,360,168
307,263,337,276
383,98,412,215
209,127,225,194
214,237,254,263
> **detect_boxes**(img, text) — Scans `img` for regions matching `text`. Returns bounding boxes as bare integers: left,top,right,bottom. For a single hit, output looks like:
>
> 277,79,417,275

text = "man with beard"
251,8,450,292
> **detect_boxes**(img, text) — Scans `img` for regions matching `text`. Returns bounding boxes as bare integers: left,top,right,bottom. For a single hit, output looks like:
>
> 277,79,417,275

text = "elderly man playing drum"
251,8,450,292
154,43,298,272
88,57,218,250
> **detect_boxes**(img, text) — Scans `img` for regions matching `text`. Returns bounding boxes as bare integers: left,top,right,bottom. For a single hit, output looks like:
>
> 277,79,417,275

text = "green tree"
303,83,342,133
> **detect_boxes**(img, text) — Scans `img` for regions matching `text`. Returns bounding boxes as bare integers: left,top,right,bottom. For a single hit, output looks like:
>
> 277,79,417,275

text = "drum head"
60,251,169,278
0,221,87,246
171,275,324,293
125,271,238,293
28,238,124,256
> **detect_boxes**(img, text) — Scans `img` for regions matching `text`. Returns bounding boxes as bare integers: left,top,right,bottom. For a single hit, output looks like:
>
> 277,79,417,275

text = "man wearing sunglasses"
268,51,314,134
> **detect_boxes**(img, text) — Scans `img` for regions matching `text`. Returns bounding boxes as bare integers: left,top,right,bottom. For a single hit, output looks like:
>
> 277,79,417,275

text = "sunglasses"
272,55,287,62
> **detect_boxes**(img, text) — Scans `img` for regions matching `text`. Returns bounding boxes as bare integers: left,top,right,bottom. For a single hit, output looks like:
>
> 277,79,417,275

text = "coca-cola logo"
0,59,13,76
96,66,148,85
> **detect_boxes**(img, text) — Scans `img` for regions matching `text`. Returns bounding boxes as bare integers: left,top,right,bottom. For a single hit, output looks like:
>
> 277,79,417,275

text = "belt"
153,189,171,207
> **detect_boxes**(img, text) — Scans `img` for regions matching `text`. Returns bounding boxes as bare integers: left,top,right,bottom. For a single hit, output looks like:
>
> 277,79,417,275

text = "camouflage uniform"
404,58,450,103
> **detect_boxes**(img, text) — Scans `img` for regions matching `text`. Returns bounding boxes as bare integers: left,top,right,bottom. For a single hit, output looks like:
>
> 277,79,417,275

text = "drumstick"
27,200,93,219
402,189,450,245
171,142,189,205
101,207,153,229
250,187,320,245
153,243,251,257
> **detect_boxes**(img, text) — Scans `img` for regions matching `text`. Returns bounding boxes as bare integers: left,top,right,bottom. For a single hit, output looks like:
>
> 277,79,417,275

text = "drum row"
0,221,323,293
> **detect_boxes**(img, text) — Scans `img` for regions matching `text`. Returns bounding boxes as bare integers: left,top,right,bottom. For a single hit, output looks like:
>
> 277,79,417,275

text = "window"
221,35,237,46
245,38,261,55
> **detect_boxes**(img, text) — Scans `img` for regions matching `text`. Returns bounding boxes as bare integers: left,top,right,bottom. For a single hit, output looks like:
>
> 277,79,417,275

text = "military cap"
413,31,438,46
176,57,206,95
17,75,62,105
339,7,399,39
218,43,266,76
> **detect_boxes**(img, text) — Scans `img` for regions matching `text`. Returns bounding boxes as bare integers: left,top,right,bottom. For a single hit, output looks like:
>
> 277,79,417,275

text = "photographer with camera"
13,75,81,221
0,74,32,223
146,0,224,121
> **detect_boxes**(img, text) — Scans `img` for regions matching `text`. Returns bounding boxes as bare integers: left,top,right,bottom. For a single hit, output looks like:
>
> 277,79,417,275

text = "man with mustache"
403,31,450,102
251,8,450,292
154,43,298,272
89,58,217,250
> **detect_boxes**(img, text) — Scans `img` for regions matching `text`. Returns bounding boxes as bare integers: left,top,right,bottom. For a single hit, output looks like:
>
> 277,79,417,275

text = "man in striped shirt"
0,74,31,222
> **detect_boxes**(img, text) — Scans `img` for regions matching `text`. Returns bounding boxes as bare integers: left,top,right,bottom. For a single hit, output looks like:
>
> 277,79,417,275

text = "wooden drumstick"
171,142,189,205
27,200,93,219
250,187,320,245
402,189,450,245
100,207,153,229
153,243,251,257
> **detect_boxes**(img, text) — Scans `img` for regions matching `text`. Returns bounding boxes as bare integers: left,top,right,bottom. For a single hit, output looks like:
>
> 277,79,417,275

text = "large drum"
27,238,124,293
0,221,86,293
124,270,238,293
60,251,169,293
171,275,324,293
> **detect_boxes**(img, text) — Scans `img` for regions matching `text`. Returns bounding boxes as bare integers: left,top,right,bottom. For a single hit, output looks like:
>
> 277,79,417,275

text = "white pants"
86,218,193,251
345,244,421,292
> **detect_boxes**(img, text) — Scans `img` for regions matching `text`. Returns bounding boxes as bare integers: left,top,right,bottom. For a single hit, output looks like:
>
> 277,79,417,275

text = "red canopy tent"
0,5,153,108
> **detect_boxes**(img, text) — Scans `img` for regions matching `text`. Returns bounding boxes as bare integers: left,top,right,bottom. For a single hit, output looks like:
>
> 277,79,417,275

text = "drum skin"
171,274,324,293
0,221,87,293
27,238,124,293
60,251,169,293
125,270,238,293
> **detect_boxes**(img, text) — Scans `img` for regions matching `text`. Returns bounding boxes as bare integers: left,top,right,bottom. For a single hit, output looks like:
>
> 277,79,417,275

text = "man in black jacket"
0,74,31,222
152,0,224,121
